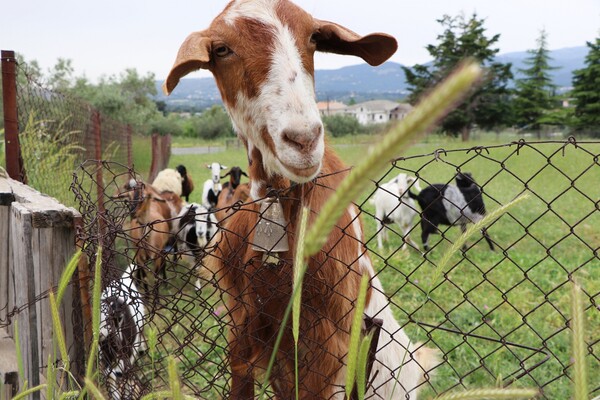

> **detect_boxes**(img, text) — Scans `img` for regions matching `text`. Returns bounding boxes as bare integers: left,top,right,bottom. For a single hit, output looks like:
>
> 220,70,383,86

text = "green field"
131,131,597,399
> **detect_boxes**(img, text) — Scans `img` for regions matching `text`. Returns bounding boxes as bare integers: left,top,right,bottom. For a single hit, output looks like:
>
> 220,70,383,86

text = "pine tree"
402,14,513,140
513,29,558,132
571,36,600,134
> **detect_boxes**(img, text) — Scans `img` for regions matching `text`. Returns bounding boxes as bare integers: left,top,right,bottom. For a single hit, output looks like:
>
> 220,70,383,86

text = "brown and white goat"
215,166,251,223
121,180,183,291
164,1,437,398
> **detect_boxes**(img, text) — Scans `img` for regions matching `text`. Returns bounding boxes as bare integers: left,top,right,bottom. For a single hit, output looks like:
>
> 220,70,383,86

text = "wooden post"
127,125,133,168
148,133,159,182
1,50,27,183
92,111,105,234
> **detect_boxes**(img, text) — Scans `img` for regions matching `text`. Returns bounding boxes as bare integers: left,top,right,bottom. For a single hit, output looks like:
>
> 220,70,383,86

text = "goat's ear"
221,165,228,170
314,20,397,66
163,31,212,95
241,171,248,177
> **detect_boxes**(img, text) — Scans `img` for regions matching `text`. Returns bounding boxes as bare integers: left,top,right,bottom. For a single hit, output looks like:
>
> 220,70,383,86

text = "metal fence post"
1,50,26,183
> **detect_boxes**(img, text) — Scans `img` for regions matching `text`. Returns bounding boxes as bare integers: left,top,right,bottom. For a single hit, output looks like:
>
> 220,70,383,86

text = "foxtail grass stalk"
355,334,373,400
433,388,538,400
304,62,483,258
345,274,371,399
56,250,82,304
571,282,588,400
84,247,103,395
292,208,309,400
49,291,70,373
426,195,528,295
168,357,183,400
259,61,483,400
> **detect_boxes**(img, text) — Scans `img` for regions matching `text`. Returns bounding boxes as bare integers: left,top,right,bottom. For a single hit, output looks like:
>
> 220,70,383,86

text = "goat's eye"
214,45,231,58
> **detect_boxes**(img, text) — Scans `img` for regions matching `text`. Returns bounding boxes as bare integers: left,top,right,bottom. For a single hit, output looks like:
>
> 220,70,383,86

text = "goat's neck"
245,144,348,217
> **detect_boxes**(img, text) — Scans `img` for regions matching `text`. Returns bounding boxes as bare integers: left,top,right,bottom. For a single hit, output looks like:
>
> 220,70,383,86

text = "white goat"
151,168,184,197
152,165,195,202
201,162,227,210
99,263,146,400
373,173,421,250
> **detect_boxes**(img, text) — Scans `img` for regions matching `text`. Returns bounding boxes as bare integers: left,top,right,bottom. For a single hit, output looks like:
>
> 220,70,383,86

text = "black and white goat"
99,264,146,400
409,172,495,252
173,203,217,289
215,166,250,223
201,162,227,210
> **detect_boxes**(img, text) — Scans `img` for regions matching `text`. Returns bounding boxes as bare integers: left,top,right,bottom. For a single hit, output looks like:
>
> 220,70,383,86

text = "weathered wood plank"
0,206,9,325
10,204,35,390
0,176,78,228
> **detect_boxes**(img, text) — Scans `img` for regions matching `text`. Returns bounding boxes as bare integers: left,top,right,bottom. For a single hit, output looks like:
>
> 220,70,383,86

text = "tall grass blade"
571,282,588,400
83,378,106,400
10,385,47,400
304,62,484,258
13,319,27,391
345,274,370,399
427,195,528,294
433,388,538,399
46,354,54,400
49,291,70,372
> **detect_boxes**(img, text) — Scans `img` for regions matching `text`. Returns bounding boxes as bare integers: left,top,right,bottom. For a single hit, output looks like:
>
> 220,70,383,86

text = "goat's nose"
282,124,322,153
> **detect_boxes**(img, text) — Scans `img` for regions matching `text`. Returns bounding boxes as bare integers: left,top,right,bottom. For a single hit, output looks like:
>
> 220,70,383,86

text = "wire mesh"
9,59,162,208
68,137,599,399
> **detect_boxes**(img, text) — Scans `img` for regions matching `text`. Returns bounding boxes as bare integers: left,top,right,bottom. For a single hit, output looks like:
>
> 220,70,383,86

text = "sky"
2,0,599,83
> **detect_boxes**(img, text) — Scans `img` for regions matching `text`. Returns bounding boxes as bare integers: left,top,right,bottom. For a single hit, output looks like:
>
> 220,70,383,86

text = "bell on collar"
251,199,290,253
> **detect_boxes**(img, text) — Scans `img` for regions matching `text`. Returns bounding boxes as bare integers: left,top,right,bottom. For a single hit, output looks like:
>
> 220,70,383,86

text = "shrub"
323,114,364,137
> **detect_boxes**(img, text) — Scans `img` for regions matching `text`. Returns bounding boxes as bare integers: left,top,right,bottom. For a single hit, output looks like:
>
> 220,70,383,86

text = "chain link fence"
1,50,170,208
69,138,598,399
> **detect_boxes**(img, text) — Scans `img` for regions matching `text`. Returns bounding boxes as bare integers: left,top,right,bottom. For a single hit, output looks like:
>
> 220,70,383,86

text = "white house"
317,100,348,117
343,100,413,125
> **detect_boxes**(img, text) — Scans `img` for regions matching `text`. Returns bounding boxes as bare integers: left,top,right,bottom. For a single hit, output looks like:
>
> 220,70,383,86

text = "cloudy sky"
2,0,599,82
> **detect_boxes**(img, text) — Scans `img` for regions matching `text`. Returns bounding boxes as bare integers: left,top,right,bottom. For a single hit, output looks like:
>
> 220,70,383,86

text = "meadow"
3,128,597,398
133,131,599,399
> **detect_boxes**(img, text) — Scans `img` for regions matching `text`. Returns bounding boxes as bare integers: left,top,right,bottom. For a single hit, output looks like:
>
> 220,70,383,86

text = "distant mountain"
155,46,588,110
496,46,587,88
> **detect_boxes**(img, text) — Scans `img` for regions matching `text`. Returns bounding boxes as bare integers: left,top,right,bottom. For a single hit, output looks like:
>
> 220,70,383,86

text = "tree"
513,29,558,132
322,114,363,137
181,106,234,139
571,36,600,134
402,14,513,140
72,68,163,132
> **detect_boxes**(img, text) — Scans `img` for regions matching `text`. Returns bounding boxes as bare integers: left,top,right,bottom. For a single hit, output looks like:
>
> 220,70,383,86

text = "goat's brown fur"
206,148,369,398
123,183,183,288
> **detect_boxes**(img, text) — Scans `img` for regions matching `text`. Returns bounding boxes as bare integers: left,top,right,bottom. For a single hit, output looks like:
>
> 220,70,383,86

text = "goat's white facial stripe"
225,0,280,26
222,0,324,182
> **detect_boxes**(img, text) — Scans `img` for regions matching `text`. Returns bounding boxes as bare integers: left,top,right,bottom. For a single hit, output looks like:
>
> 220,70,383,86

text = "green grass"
155,131,599,399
